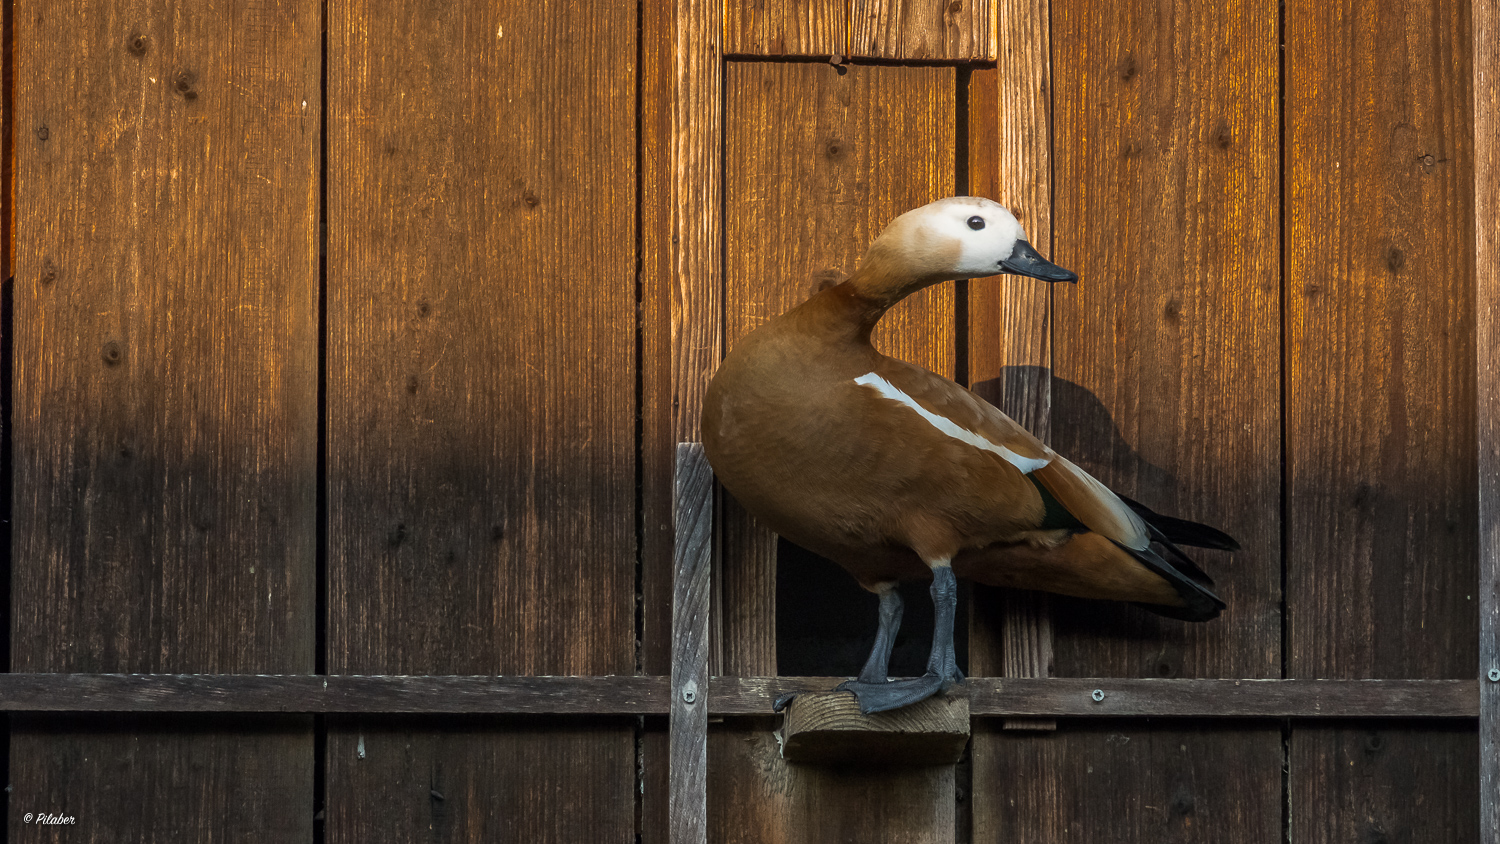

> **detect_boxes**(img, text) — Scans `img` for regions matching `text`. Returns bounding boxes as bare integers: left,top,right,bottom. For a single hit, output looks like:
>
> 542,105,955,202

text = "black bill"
999,240,1077,283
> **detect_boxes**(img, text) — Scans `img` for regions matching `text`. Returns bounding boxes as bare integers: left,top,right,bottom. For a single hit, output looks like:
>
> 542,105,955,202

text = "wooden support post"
778,692,969,765
1476,0,1498,834
671,444,714,844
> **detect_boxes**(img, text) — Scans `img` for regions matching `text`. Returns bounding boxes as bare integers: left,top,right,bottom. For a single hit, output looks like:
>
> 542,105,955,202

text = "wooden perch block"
778,691,969,765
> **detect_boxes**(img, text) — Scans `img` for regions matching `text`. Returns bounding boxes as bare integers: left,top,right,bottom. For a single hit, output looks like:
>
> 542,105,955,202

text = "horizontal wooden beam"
0,674,1478,719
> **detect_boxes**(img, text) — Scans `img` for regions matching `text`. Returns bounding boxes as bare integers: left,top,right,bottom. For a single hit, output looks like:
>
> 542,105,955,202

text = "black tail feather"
1120,495,1241,552
1112,539,1226,622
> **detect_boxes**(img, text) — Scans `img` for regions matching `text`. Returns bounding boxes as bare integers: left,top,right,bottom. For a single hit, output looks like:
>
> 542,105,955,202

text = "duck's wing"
871,360,1150,550
866,361,1225,620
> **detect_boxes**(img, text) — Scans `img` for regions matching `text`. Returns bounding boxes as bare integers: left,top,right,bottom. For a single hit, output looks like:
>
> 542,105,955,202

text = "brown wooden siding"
5,0,1490,840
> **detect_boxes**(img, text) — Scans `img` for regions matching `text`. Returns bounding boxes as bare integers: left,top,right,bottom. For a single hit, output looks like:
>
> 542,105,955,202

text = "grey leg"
855,585,904,684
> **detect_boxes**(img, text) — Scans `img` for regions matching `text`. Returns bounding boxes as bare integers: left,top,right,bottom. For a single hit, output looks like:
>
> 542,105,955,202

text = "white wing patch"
853,372,1050,474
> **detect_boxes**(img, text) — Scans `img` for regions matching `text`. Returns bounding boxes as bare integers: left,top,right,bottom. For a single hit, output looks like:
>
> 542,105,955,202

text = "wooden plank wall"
11,0,320,839
324,0,637,841
4,0,1487,840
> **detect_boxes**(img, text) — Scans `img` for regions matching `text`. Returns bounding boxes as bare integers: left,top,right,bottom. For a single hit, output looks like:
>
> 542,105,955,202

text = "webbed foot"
837,673,958,715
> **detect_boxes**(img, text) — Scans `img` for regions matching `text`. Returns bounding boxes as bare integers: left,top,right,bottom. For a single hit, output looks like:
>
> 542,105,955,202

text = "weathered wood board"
726,0,993,60
11,0,320,838
970,0,1284,836
713,60,957,844
325,0,637,839
975,722,1282,842
1286,0,1478,835
1047,0,1280,680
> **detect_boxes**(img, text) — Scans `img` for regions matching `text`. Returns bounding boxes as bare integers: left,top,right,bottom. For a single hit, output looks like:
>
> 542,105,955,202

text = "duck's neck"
787,281,896,346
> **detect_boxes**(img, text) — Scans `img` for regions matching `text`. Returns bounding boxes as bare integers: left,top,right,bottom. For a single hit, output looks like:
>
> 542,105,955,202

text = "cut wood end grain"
778,690,969,765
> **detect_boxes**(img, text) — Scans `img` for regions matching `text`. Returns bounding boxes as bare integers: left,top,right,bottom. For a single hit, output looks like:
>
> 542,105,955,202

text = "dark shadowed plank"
715,61,956,844
0,674,1478,718
11,716,311,842
1287,0,1477,835
967,15,1056,734
326,718,634,842
710,719,955,844
975,722,1281,843
1292,726,1478,843
325,0,636,840
1478,0,1500,834
11,0,319,838
849,0,993,60
725,0,846,56
1286,0,1476,685
1050,0,1280,681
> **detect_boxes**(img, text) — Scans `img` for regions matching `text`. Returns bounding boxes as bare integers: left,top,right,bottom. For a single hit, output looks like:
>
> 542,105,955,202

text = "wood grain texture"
1286,0,1477,836
967,16,1056,733
710,719,956,844
672,0,724,445
1291,726,1478,843
11,0,319,838
716,61,957,844
0,674,1478,717
1285,0,1475,683
671,445,713,844
326,0,636,839
1478,0,1499,835
639,4,676,840
326,718,634,843
10,716,311,842
13,0,319,679
780,691,969,764
1006,0,1283,837
1049,0,1280,681
849,0,994,60
725,0,847,56
974,722,1281,843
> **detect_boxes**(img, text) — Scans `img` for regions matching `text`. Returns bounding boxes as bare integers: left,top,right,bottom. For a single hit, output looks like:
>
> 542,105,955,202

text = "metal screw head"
1091,689,1106,702
681,680,698,704
1487,668,1500,683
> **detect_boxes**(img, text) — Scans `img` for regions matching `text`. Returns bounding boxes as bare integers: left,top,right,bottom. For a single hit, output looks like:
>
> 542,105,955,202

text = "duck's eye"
967,216,985,230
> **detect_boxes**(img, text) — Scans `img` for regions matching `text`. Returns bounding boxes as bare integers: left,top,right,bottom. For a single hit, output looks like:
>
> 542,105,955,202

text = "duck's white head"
849,197,1076,303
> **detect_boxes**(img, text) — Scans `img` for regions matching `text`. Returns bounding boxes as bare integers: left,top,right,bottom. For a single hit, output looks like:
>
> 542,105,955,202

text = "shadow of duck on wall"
776,366,1184,678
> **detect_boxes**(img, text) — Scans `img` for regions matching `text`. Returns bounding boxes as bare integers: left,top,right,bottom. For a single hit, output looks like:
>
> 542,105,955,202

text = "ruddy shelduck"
702,196,1235,714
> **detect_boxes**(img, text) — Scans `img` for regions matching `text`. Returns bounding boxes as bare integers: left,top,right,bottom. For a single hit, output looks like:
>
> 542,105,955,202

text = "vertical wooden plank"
849,0,994,60
713,61,956,844
975,722,1282,843
1049,0,1280,680
1478,0,1500,835
671,445,713,844
325,0,636,839
1286,0,1476,836
973,0,1284,837
1286,0,1476,685
966,0,1057,732
725,0,847,56
1291,725,1478,843
640,0,678,840
11,0,318,837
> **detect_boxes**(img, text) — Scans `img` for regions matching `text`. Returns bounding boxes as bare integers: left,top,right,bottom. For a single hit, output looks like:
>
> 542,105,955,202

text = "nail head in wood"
778,690,969,765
